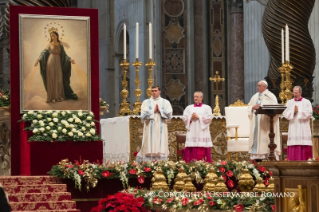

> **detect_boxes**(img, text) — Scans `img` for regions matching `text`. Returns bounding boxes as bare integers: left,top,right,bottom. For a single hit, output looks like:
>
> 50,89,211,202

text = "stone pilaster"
228,0,244,104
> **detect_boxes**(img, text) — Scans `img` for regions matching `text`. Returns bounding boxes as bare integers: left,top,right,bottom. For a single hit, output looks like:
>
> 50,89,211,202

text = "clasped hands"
294,105,298,115
191,112,199,120
154,104,160,113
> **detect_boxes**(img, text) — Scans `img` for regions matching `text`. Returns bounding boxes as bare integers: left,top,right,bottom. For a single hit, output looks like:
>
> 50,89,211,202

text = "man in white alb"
283,86,313,161
182,91,213,163
248,80,281,161
136,85,173,162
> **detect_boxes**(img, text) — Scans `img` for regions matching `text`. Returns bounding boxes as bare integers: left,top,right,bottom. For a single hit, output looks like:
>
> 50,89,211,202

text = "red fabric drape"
20,121,31,176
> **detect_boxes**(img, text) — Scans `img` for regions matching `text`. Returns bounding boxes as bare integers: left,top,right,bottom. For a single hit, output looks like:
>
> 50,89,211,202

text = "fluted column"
229,0,244,103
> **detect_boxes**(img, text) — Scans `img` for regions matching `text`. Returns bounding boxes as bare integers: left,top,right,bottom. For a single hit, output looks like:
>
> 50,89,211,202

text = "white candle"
285,24,289,62
136,22,139,59
281,28,284,64
287,25,289,61
149,22,152,60
124,24,126,60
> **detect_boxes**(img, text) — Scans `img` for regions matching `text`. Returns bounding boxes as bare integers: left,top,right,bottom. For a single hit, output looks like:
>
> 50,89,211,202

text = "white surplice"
182,104,213,147
136,96,173,162
247,89,281,159
283,98,313,146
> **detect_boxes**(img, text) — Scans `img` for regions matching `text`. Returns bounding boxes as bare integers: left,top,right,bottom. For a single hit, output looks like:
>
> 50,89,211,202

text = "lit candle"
124,24,126,60
285,24,289,62
149,22,152,60
136,22,139,59
281,28,284,64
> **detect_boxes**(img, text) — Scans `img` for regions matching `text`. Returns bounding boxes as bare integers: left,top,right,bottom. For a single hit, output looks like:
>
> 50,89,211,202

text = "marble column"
229,0,244,104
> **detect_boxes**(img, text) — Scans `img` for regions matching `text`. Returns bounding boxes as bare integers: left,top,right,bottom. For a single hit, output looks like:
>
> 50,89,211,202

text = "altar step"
14,211,80,212
0,176,81,212
9,192,72,202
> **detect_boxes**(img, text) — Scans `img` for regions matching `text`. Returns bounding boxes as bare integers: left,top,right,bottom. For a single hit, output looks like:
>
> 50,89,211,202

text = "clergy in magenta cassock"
182,91,213,163
136,85,173,162
283,86,313,161
248,80,281,161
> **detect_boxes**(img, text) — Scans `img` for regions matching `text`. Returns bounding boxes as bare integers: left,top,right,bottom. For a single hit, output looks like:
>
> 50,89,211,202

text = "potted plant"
0,89,10,115
90,192,147,212
99,97,109,115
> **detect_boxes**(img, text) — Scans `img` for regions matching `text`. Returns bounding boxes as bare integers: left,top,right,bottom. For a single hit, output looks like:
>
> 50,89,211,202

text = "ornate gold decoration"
253,177,266,194
151,168,169,191
42,21,65,41
173,175,185,191
175,166,188,179
266,177,275,193
131,58,143,115
284,61,293,102
229,99,248,107
118,59,132,116
285,185,307,212
165,79,185,101
48,27,58,34
203,177,216,192
129,117,144,161
145,59,156,98
214,176,228,192
129,117,249,162
209,71,225,116
183,177,196,192
203,168,218,192
205,167,218,181
238,168,255,192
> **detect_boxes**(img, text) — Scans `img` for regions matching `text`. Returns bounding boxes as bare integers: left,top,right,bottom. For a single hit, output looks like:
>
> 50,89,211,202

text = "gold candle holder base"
212,95,221,116
283,60,293,102
145,59,156,98
118,59,132,116
209,71,224,116
132,58,143,115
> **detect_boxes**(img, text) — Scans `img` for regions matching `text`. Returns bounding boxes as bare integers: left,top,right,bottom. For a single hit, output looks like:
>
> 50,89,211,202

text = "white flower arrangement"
21,110,101,142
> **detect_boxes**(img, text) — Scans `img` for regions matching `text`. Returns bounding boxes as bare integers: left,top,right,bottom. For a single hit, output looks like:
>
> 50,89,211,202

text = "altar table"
101,116,229,163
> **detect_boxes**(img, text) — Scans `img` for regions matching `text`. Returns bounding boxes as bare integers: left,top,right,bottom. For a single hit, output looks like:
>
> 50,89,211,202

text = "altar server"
283,86,313,161
248,80,281,161
136,85,173,162
182,91,213,163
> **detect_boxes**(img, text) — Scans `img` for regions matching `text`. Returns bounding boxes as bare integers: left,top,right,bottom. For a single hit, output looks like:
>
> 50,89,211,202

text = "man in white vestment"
283,86,313,161
248,80,281,161
182,91,213,163
136,85,173,162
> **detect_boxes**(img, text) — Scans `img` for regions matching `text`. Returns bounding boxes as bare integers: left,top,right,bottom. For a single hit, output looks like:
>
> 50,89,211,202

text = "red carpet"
0,176,80,212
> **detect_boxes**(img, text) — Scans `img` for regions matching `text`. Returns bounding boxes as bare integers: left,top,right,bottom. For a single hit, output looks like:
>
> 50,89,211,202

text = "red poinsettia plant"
90,192,147,212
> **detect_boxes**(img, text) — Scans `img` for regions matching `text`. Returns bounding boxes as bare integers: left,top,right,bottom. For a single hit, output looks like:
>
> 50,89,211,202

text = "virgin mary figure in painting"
34,27,78,103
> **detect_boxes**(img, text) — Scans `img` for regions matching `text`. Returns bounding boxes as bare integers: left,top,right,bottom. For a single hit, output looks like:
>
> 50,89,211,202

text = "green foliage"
20,110,102,142
0,89,10,107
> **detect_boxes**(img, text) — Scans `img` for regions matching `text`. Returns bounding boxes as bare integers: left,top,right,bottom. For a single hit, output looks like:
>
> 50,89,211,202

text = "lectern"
255,105,286,161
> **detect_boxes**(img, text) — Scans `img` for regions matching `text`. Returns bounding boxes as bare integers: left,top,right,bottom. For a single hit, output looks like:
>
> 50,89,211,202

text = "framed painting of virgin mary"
19,14,91,112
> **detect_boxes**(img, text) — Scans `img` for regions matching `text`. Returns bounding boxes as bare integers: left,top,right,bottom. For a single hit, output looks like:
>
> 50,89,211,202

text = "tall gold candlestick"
279,64,286,105
145,58,156,98
209,71,225,116
284,60,293,102
132,58,143,115
118,59,132,116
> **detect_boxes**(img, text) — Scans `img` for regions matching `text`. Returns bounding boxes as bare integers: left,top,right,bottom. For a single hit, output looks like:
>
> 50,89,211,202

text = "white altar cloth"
100,116,131,163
